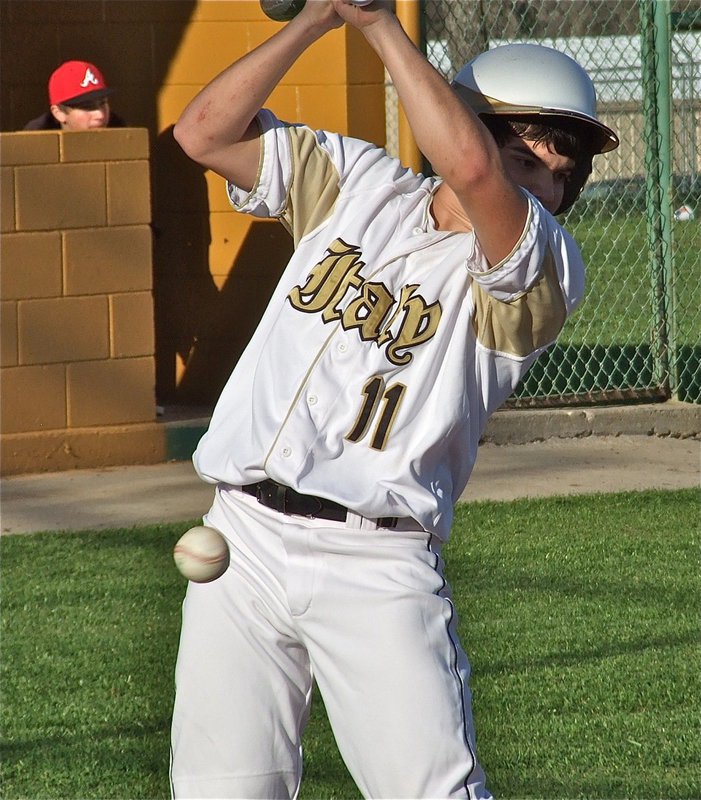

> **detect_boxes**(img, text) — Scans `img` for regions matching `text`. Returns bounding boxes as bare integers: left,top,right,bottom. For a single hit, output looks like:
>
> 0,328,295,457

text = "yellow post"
395,0,423,173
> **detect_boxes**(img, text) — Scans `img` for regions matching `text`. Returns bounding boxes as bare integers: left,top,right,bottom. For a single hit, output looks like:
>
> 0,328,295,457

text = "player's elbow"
441,130,501,195
173,117,207,164
443,152,495,198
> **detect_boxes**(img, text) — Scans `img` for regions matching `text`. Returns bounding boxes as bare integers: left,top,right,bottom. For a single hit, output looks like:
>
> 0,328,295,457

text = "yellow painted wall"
1,0,386,410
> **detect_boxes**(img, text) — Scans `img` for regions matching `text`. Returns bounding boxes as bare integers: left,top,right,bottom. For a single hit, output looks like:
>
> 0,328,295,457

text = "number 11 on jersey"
346,375,407,451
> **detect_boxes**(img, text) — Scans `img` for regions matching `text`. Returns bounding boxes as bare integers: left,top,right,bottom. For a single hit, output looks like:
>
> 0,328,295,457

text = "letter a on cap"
48,60,112,106
80,68,100,88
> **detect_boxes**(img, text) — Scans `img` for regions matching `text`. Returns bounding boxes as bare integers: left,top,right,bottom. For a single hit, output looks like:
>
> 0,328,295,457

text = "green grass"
565,213,700,346
513,211,701,401
447,492,700,799
2,489,699,799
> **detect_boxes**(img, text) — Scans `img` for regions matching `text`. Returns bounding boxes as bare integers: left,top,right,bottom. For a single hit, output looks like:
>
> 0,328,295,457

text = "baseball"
673,205,694,222
173,526,230,583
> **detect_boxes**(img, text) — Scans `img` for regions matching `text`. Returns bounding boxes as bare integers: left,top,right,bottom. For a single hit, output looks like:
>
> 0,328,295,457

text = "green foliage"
1,491,699,799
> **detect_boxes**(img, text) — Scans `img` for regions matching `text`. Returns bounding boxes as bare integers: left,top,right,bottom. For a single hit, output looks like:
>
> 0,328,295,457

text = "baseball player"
169,1,618,797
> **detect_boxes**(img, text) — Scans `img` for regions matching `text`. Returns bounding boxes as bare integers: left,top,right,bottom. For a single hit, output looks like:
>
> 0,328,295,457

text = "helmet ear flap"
556,155,593,215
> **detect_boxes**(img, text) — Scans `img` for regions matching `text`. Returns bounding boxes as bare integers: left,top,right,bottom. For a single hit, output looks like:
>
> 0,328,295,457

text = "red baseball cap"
48,60,114,107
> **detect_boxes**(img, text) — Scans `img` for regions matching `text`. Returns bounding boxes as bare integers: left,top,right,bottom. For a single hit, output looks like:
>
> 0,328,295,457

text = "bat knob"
260,0,307,21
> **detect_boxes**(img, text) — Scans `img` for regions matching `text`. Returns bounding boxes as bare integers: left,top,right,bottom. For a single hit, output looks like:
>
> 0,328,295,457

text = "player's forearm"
361,14,499,190
174,10,335,168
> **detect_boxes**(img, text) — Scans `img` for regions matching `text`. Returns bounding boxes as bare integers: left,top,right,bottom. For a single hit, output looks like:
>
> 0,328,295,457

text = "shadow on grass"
475,629,698,676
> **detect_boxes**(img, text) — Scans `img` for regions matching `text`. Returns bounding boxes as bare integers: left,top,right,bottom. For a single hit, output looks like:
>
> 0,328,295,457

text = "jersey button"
337,342,347,353
308,395,318,406
281,447,292,458
413,226,423,235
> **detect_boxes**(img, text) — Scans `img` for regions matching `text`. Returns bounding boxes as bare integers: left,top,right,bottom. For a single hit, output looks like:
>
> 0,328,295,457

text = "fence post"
395,0,423,174
639,0,676,396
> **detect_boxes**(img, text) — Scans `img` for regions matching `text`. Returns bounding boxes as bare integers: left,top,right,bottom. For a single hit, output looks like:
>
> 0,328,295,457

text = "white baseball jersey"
193,109,585,540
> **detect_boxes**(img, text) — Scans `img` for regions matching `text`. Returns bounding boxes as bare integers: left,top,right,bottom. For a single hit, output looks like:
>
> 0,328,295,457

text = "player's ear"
50,104,68,125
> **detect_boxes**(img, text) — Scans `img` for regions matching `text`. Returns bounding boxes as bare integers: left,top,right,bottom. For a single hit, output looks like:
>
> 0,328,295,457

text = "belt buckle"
272,482,288,514
254,481,287,515
306,496,325,518
252,480,342,521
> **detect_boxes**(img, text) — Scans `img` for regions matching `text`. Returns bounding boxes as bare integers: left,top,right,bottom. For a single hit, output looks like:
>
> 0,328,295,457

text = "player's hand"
296,0,344,31
330,0,394,29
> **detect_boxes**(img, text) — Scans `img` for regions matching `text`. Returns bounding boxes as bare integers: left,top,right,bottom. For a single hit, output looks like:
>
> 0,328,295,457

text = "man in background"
23,60,125,131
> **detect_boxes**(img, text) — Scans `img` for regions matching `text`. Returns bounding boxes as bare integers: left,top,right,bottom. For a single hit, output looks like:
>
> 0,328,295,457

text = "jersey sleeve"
226,109,396,245
226,110,292,218
466,192,586,359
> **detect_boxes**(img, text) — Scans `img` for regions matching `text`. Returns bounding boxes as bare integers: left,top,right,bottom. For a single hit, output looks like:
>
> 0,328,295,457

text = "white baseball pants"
170,484,492,799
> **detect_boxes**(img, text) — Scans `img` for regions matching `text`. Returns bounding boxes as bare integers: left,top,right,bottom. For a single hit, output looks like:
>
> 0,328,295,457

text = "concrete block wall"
0,128,165,475
1,0,386,409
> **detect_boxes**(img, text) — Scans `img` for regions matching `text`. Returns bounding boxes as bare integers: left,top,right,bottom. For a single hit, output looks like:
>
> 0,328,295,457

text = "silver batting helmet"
452,43,619,155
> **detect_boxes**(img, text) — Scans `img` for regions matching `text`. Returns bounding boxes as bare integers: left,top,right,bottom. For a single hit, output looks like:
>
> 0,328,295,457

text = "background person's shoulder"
22,111,58,130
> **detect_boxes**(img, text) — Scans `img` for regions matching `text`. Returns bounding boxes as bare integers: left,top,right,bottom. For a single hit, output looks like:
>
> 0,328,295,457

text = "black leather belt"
241,478,397,527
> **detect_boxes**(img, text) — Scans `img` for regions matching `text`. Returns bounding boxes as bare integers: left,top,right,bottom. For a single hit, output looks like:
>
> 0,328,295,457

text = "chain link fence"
386,0,700,406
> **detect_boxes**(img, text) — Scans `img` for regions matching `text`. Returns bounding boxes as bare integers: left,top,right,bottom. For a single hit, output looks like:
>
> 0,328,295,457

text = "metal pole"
396,0,423,173
639,0,675,396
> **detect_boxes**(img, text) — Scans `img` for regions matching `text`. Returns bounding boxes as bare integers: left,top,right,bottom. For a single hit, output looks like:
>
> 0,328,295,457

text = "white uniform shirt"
193,110,585,540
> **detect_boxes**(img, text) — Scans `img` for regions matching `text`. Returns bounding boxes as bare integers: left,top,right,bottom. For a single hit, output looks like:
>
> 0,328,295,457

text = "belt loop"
345,510,367,530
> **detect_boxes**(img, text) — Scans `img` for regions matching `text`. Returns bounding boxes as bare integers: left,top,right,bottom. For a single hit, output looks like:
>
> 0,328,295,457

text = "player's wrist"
360,9,404,55
290,0,343,36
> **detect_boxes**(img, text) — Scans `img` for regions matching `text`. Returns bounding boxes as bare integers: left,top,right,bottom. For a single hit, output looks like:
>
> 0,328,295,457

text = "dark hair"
481,113,595,214
58,97,110,113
